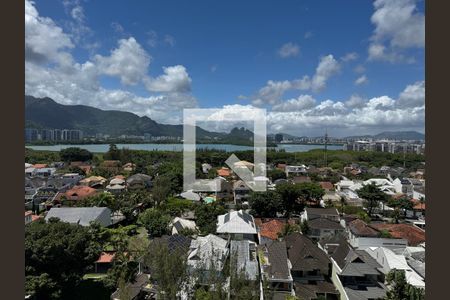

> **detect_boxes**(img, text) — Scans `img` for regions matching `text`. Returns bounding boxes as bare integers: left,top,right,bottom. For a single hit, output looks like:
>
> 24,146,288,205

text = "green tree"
25,219,102,299
300,220,310,235
339,196,347,214
152,176,173,207
278,223,301,238
249,190,282,217
138,208,171,237
385,269,425,300
357,183,388,216
268,168,287,181
276,183,303,217
143,240,188,300
195,202,227,234
104,143,121,161
297,182,325,206
59,147,93,162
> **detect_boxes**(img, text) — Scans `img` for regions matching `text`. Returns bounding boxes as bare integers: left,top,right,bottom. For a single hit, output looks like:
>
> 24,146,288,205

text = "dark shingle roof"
309,218,343,230
306,207,339,217
294,281,338,300
260,240,291,280
348,219,380,237
285,232,331,273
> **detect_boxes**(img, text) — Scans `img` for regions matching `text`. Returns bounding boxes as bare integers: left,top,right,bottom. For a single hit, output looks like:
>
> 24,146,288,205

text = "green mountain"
25,95,221,138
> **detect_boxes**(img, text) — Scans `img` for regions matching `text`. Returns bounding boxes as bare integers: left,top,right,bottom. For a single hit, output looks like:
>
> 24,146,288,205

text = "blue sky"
25,0,425,137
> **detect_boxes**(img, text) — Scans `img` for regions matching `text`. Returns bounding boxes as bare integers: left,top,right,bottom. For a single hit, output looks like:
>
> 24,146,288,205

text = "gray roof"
260,240,291,281
306,207,339,217
45,207,111,226
230,240,259,281
407,259,425,279
344,286,386,300
308,218,344,230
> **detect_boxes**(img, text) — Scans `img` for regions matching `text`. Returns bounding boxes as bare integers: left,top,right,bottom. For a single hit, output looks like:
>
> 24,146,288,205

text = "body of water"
26,143,343,153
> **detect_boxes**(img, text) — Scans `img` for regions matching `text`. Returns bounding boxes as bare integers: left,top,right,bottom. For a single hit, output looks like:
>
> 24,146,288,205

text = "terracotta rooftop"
259,219,285,240
64,185,98,200
411,199,425,210
33,164,48,169
25,211,32,217
95,252,116,263
348,219,380,237
319,181,334,190
217,167,231,177
370,223,425,246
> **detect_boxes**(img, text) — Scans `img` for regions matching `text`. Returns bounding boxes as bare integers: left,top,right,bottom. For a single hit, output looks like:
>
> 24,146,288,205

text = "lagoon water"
27,143,343,153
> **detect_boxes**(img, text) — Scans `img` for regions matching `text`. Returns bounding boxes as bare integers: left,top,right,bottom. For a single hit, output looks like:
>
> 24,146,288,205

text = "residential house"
94,251,116,273
45,207,112,227
126,173,152,190
187,234,229,284
292,176,312,184
256,218,286,244
122,162,136,172
25,211,32,225
230,240,259,281
34,167,56,177
193,177,233,201
258,240,294,297
170,217,198,235
322,238,387,300
364,247,425,288
285,233,339,300
286,165,308,177
217,167,231,177
100,160,122,173
79,176,107,189
347,219,407,250
106,177,126,193
369,223,425,246
56,185,98,204
61,173,84,186
301,208,340,223
180,190,201,202
308,218,345,241
201,163,212,174
319,182,334,192
233,180,251,204
216,210,257,241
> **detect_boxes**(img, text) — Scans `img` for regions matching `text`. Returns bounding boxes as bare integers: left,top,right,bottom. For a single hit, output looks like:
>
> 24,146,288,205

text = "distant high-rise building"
275,133,283,143
25,128,38,142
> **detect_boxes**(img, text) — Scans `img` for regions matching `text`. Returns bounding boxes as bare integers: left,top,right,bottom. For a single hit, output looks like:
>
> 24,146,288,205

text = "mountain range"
25,95,425,141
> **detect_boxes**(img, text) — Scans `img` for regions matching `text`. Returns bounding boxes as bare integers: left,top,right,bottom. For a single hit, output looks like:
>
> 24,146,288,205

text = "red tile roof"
25,211,32,217
217,167,231,177
31,215,41,222
95,252,116,263
370,223,425,246
259,219,285,240
348,219,380,237
319,181,334,190
33,164,48,169
64,185,98,200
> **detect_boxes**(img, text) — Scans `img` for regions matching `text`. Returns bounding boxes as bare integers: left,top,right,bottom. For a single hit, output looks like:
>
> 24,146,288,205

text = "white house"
216,210,257,241
45,207,112,227
170,217,198,235
365,247,425,288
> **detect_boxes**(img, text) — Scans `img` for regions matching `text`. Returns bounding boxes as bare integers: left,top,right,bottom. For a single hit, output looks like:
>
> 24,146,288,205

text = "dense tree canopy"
194,202,227,234
59,147,93,162
249,190,282,217
357,182,389,216
138,208,171,237
25,219,102,299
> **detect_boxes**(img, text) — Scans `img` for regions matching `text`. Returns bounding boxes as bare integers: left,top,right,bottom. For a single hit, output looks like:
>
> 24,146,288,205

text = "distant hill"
25,95,221,138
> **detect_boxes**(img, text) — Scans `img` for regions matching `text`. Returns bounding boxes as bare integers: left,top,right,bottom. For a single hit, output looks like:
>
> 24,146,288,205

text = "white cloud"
345,95,366,109
95,37,151,85
277,42,300,58
144,65,192,93
354,75,369,85
368,0,424,63
341,52,359,62
251,54,340,105
272,95,316,112
396,80,425,108
25,1,197,125
25,0,74,65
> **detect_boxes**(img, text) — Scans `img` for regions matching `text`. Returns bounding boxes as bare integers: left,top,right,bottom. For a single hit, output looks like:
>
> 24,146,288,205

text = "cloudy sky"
25,0,425,137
